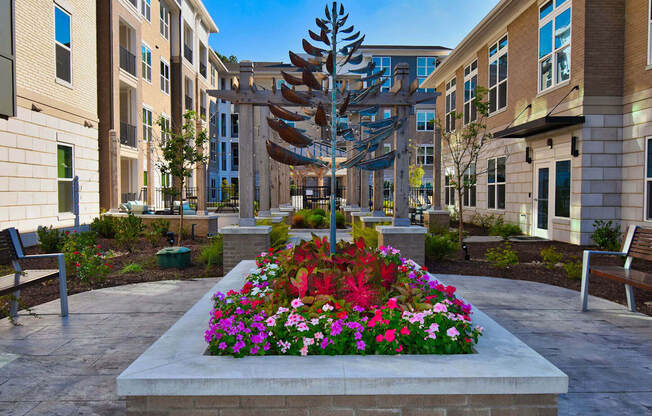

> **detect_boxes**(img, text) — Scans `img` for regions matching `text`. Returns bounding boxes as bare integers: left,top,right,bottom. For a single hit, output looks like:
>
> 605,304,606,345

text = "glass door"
534,164,551,239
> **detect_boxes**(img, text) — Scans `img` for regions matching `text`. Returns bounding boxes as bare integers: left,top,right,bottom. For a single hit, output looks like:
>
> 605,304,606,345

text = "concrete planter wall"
117,261,568,415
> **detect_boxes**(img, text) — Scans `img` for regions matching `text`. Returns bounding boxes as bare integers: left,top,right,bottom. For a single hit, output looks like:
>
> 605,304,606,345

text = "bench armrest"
21,253,65,260
582,250,626,257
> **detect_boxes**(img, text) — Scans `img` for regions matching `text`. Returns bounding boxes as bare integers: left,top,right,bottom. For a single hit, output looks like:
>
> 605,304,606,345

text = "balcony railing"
199,62,207,78
126,0,137,8
184,45,193,63
185,96,193,111
119,47,136,77
120,121,137,148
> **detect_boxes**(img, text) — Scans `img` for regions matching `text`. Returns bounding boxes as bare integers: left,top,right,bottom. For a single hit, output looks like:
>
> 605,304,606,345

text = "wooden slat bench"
0,228,68,317
581,225,652,312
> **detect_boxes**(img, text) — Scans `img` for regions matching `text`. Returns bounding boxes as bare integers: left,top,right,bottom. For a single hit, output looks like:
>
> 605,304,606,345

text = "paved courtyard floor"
0,274,650,415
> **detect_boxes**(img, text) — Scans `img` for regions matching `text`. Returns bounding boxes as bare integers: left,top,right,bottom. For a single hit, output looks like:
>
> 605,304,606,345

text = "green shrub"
62,231,111,283
149,219,170,237
335,211,345,228
120,263,143,274
312,208,326,217
486,243,519,268
115,214,143,252
563,258,583,280
90,214,117,238
307,214,325,228
352,222,378,248
591,220,621,251
144,229,161,247
198,235,223,268
489,222,522,239
540,246,564,269
471,212,503,233
37,225,64,253
425,233,458,262
270,222,290,250
292,214,306,228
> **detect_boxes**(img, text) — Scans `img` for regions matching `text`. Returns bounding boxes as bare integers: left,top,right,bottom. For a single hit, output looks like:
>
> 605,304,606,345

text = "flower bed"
205,237,483,357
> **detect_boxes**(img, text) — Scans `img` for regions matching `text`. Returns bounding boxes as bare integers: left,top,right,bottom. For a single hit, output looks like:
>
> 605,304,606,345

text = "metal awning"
493,115,585,139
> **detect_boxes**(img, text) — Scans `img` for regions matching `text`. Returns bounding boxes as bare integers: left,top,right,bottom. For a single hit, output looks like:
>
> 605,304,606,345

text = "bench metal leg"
9,289,19,318
57,254,68,317
624,284,636,312
580,252,591,311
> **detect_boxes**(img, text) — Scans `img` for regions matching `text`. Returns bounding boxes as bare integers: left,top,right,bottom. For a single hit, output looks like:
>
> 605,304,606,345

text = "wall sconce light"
31,104,42,112
525,146,532,164
571,136,579,157
547,138,553,149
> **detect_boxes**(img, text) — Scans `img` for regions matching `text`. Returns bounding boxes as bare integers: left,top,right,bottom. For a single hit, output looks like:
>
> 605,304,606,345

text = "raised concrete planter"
220,226,271,272
343,206,361,224
118,260,568,415
425,209,451,233
351,211,371,227
361,215,393,229
106,212,219,237
377,225,427,265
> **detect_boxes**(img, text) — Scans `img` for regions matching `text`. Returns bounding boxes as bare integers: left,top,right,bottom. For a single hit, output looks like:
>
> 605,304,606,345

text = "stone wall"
222,226,271,272
127,394,558,415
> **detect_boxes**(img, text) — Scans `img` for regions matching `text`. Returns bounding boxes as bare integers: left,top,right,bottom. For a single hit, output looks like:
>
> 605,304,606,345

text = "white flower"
291,298,304,308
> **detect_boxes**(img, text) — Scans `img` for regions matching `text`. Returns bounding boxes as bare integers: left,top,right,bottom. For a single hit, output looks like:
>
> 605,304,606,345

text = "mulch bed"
427,228,652,316
3,236,222,318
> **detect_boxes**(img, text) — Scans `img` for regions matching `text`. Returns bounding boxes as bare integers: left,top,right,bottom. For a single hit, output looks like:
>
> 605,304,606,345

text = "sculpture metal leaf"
340,25,354,33
281,84,311,106
324,4,331,20
339,92,350,115
302,68,322,90
289,51,317,70
340,151,367,169
281,70,304,86
308,29,322,43
268,103,307,122
267,140,326,167
350,60,376,74
348,54,363,65
355,151,395,171
302,39,325,57
337,13,349,27
361,68,387,82
320,29,330,45
315,18,330,33
315,104,327,126
343,31,360,41
266,117,313,148
326,52,334,75
339,3,344,15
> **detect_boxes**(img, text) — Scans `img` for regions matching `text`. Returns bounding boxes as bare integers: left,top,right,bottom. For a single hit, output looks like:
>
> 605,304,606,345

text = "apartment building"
0,0,99,238
358,46,451,186
422,0,652,245
97,0,217,211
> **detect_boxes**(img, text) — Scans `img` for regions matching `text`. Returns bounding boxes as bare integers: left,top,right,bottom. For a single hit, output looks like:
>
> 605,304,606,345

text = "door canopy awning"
493,115,585,139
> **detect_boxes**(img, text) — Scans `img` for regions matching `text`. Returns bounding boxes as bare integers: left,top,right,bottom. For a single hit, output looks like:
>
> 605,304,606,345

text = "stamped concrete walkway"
0,275,650,415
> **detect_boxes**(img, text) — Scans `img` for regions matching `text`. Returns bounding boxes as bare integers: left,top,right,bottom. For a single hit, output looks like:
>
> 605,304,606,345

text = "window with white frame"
463,163,476,207
160,115,170,144
445,77,457,133
383,143,392,154
57,143,73,213
417,144,434,165
487,156,506,209
444,168,455,207
539,0,571,92
54,5,72,84
416,111,434,131
141,44,152,83
464,60,478,124
159,1,169,40
142,107,152,142
417,57,437,92
142,0,151,21
372,56,391,91
489,35,508,113
160,59,169,94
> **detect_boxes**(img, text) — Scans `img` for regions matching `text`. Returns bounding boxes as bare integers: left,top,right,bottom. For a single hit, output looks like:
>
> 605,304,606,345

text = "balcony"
185,96,193,111
126,0,137,8
120,47,136,77
120,121,137,148
184,45,193,63
200,62,207,78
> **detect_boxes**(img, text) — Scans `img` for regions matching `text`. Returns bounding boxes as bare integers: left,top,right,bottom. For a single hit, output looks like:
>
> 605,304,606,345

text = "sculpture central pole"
329,8,337,255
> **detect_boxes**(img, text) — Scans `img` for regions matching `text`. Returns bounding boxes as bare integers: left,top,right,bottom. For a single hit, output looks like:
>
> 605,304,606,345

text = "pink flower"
396,345,403,353
400,326,410,336
314,332,324,340
265,317,276,327
384,329,396,342
291,298,304,308
300,345,308,356
376,334,383,342
433,303,448,313
447,327,460,338
322,303,334,312
387,298,398,309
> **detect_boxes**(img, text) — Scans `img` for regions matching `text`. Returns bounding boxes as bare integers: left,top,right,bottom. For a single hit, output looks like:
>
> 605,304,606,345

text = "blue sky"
206,0,501,62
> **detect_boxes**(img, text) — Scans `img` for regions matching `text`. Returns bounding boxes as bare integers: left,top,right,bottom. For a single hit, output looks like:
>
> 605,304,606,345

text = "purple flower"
354,331,362,340
214,292,226,301
218,342,227,350
250,346,260,354
356,340,366,351
263,342,271,351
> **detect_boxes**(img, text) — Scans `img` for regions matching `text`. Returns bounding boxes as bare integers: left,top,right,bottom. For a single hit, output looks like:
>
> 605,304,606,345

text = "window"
220,77,226,103
160,59,169,94
445,78,456,133
417,145,434,165
372,56,391,91
160,115,170,144
464,60,478,124
220,113,226,137
142,107,152,142
416,111,434,131
1,0,16,118
159,1,169,39
161,170,171,188
57,144,73,213
488,157,506,209
141,44,152,83
444,169,455,207
463,164,476,207
231,143,238,171
555,160,571,218
54,5,72,84
489,35,508,113
211,64,216,87
649,0,652,65
384,109,391,119
383,143,392,154
141,0,151,21
210,141,217,161
539,0,571,92
231,114,239,137
221,142,227,170
417,57,437,92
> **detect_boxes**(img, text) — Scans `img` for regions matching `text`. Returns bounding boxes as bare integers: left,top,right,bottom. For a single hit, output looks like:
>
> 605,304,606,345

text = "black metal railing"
121,192,137,203
185,95,193,111
378,185,434,225
120,121,137,148
290,185,346,212
152,187,198,212
119,46,137,77
207,186,239,212
184,44,193,63
200,62,207,78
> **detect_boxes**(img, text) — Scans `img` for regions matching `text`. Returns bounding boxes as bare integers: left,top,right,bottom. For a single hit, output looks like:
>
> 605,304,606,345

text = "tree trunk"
178,179,184,245
457,182,464,250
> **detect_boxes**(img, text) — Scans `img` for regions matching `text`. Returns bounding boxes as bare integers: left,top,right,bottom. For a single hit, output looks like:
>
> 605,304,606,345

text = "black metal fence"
119,46,136,76
291,186,346,212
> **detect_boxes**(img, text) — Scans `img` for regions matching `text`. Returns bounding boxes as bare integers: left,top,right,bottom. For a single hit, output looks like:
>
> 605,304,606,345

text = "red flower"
109,265,113,269
396,345,403,353
386,298,398,310
375,334,383,342
384,329,396,342
75,263,80,268
400,326,410,336
421,266,428,272
336,311,347,319
73,251,79,255
445,285,457,297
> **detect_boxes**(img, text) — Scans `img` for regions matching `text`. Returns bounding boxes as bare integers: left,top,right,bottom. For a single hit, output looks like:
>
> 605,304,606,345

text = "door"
533,163,552,239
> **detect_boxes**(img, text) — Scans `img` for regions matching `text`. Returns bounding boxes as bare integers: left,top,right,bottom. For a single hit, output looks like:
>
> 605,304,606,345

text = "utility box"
156,246,191,269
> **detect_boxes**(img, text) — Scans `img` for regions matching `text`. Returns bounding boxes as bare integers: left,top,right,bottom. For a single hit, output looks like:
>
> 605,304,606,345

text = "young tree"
436,87,494,249
157,110,208,242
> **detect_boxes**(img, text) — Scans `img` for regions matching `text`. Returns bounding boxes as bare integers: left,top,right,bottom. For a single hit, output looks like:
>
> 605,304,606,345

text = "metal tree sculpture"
266,2,407,254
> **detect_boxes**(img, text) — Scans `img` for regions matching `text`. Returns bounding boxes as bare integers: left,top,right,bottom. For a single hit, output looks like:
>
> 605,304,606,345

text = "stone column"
195,119,207,214
110,130,120,211
345,141,353,206
237,61,256,226
424,126,450,232
255,106,271,217
270,159,279,209
392,63,411,227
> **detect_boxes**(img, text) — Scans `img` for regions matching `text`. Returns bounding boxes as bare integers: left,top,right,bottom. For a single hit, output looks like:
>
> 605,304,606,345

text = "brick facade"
222,227,271,272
